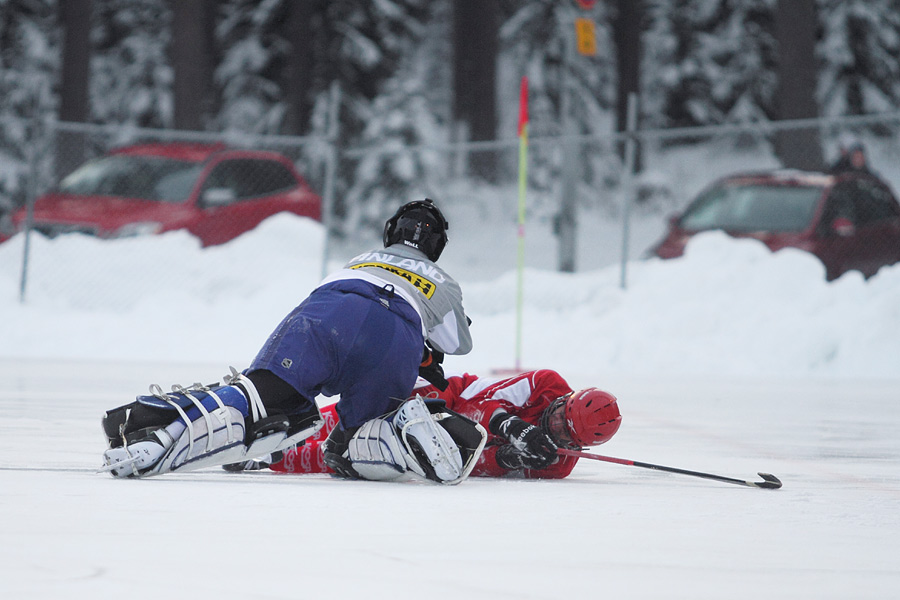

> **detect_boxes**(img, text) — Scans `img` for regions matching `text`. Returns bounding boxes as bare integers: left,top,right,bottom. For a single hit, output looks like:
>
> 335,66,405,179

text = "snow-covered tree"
6,0,900,235
0,0,56,212
643,0,777,129
334,0,448,233
213,0,432,138
91,0,171,128
819,0,900,117
212,0,289,135
499,0,616,207
341,43,448,234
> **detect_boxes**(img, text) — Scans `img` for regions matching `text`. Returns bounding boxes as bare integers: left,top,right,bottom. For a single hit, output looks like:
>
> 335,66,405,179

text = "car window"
244,160,300,195
679,184,822,232
155,164,204,201
59,155,202,203
201,159,298,203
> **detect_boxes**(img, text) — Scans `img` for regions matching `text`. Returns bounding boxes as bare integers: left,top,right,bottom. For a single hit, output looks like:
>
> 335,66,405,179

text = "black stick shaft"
558,448,782,489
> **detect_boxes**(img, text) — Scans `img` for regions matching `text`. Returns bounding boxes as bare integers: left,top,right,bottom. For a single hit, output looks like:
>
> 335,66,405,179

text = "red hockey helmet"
541,388,621,449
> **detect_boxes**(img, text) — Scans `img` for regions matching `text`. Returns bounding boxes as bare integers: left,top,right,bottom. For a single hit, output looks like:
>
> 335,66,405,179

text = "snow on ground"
1,212,898,378
1,214,899,599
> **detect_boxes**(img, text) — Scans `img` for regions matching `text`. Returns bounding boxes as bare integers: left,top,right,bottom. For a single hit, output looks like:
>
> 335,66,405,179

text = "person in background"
829,136,872,176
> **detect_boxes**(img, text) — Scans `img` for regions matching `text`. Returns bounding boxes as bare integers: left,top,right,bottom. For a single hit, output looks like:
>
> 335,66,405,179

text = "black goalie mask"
382,199,449,262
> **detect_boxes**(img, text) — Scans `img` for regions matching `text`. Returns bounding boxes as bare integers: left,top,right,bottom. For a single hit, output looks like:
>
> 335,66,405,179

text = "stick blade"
754,472,782,489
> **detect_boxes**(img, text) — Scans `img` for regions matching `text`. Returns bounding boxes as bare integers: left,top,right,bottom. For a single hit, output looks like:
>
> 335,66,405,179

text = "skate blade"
98,452,141,478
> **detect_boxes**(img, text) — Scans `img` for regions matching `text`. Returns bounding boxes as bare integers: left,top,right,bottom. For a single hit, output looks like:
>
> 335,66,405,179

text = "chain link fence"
4,120,334,306
4,108,900,306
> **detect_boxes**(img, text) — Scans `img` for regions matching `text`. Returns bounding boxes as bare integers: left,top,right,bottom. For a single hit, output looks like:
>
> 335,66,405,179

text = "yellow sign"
575,18,597,57
350,262,436,298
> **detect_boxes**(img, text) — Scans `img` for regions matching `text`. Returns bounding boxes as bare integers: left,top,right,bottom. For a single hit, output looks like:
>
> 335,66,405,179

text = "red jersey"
270,369,578,479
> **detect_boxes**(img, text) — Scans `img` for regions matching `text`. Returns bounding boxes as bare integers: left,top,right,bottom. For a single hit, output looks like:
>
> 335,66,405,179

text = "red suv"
11,142,321,247
651,170,900,280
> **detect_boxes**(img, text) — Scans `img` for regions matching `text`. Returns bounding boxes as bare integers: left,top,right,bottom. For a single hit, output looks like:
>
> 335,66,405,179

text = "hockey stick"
558,448,782,490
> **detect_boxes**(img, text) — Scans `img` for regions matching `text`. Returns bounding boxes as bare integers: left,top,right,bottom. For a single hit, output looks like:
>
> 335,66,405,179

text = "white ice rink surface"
2,358,898,600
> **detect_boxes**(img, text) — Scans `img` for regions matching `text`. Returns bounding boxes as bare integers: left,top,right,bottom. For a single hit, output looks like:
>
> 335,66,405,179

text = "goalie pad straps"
224,367,268,425
102,368,312,478
346,395,487,485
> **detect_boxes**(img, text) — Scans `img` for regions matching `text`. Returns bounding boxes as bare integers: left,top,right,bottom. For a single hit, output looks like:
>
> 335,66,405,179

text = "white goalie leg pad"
151,374,296,475
347,417,426,482
428,411,488,484
151,405,249,475
393,395,466,484
346,395,475,485
102,371,294,478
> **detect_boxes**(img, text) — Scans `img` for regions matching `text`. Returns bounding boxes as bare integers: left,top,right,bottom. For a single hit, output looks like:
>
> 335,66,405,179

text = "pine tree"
643,0,776,129
91,0,171,128
0,0,56,212
499,0,615,209
212,0,289,135
819,0,900,116
214,0,431,137
336,0,446,233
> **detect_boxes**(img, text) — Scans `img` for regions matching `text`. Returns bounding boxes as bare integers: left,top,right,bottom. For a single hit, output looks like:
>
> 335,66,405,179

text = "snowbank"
1,214,898,379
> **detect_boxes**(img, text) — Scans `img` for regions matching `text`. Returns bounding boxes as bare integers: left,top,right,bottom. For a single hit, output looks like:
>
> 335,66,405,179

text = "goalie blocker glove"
490,412,558,470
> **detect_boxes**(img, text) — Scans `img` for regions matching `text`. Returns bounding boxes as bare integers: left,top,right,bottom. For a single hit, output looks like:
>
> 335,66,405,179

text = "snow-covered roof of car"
722,169,832,187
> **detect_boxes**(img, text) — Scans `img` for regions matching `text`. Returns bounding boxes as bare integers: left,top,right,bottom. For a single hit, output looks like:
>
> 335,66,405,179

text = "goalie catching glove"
490,412,558,470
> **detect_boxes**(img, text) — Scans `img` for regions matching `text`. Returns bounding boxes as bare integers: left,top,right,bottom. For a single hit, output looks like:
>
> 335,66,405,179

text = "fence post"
557,29,578,273
619,93,638,290
320,81,342,279
18,118,42,304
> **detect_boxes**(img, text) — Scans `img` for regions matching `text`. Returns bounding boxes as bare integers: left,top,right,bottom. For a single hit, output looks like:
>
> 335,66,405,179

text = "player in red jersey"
264,369,621,479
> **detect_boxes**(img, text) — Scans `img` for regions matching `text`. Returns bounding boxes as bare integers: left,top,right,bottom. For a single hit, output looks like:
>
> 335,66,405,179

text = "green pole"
515,77,529,371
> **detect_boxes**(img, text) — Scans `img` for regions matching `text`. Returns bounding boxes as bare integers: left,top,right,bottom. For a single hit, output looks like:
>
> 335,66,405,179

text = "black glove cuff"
489,411,510,436
419,363,449,391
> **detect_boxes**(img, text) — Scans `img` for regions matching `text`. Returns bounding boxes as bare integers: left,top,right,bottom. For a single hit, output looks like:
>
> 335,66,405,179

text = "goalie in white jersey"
100,199,485,484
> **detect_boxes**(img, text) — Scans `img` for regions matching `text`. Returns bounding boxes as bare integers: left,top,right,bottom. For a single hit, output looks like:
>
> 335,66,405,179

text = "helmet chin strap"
539,394,579,450
382,199,449,262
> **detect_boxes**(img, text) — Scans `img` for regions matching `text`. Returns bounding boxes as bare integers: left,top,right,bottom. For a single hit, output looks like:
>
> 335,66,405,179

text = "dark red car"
651,170,900,280
0,200,12,243
11,142,321,247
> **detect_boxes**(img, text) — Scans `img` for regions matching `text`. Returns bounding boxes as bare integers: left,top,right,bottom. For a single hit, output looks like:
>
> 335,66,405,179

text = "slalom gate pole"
557,448,782,490
514,76,529,372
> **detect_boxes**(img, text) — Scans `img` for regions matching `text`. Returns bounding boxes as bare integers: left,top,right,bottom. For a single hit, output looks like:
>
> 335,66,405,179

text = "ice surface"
1,362,898,599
